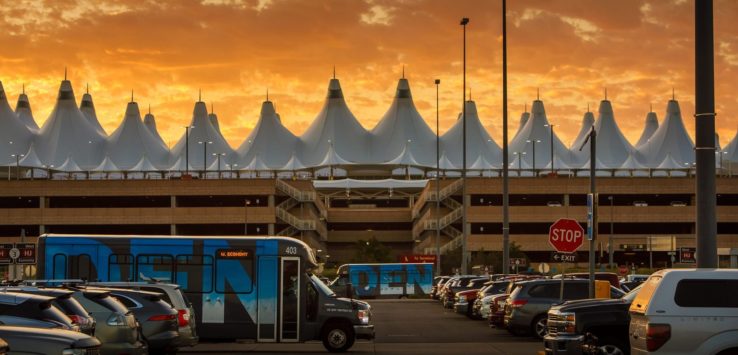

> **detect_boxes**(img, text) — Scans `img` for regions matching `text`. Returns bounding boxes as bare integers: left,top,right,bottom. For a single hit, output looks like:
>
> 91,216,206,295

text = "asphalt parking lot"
181,299,543,354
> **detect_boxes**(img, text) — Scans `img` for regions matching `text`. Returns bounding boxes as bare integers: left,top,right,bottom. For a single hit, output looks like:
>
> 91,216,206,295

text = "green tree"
353,237,393,263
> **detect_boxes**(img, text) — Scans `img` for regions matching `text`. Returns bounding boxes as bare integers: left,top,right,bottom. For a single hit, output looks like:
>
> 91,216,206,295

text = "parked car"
89,281,198,348
0,292,77,331
472,281,511,319
443,277,489,309
102,287,180,353
544,284,643,355
1,286,96,335
629,269,738,354
430,276,451,300
504,279,625,339
0,326,99,354
65,287,147,355
488,278,542,329
438,275,477,306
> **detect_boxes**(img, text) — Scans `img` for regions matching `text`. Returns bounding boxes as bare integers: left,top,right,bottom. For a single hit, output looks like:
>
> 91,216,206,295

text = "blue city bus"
329,263,433,299
37,234,374,352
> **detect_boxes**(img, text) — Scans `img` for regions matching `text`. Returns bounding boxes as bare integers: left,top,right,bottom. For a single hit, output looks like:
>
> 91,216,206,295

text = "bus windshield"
309,274,335,297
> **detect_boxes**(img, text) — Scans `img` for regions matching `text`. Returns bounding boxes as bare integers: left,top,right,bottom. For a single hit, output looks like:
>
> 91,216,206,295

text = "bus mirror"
345,283,354,299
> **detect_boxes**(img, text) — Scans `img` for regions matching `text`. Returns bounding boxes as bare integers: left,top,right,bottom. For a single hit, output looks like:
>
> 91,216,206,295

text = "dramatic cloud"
0,0,736,149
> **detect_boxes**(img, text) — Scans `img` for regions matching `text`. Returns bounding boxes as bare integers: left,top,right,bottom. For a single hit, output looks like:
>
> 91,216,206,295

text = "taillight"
177,309,190,327
646,323,671,352
68,314,81,324
509,299,528,308
148,314,176,321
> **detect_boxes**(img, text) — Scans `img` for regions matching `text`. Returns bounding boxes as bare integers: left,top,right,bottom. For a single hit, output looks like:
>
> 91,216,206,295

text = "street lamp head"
434,79,440,85
460,17,469,25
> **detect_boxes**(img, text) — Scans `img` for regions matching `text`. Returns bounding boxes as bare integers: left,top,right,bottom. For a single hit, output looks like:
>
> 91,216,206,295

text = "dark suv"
504,279,625,339
544,284,642,355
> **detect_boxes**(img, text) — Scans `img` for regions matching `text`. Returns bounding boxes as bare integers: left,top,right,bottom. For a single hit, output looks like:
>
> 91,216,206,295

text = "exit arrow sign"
551,252,577,263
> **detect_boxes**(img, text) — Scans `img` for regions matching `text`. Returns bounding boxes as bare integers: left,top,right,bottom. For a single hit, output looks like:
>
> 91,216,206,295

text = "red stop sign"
549,218,585,253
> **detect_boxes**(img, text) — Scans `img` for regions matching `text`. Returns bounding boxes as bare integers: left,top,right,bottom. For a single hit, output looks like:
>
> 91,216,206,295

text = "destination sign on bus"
216,249,252,259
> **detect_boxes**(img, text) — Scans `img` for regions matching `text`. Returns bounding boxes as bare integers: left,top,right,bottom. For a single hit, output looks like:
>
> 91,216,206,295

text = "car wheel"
597,337,629,355
531,315,548,339
322,322,355,353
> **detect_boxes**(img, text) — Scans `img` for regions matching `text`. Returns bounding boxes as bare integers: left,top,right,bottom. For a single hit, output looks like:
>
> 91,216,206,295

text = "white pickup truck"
629,269,738,355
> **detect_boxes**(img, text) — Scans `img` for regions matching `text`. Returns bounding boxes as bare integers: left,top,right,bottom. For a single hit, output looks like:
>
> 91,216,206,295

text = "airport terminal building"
1,77,737,269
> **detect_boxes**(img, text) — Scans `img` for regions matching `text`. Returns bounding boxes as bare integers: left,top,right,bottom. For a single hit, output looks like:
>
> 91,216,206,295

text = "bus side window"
108,254,134,281
136,254,174,282
176,255,213,293
69,254,95,281
306,281,318,321
53,254,67,279
215,255,254,294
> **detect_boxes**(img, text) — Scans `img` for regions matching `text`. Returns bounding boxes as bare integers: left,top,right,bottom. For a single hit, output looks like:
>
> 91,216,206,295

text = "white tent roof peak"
236,100,297,168
15,89,39,131
437,150,457,170
130,155,159,172
143,112,166,146
441,100,502,168
93,156,120,172
0,81,34,165
299,78,369,165
37,80,106,168
512,110,530,141
386,141,422,167
370,77,436,166
58,155,83,172
279,154,307,171
171,100,233,170
317,141,353,167
636,99,695,167
573,99,634,167
107,101,170,170
80,91,107,136
570,111,595,150
619,152,647,169
636,111,659,147
723,125,738,162
509,99,571,167
18,143,44,168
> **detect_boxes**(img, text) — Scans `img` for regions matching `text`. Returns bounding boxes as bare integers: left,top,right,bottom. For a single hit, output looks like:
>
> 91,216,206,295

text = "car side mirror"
345,283,354,299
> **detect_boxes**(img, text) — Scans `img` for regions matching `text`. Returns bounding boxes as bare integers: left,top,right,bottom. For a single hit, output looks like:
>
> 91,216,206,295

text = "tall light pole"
198,141,212,177
513,151,526,171
7,141,12,181
608,195,614,268
11,154,24,180
460,17,470,274
213,152,226,179
526,139,540,175
544,123,557,173
501,0,510,274
435,78,441,276
695,0,717,268
184,125,194,175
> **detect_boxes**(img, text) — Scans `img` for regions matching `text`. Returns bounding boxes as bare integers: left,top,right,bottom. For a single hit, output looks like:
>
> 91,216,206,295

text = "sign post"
549,218,585,301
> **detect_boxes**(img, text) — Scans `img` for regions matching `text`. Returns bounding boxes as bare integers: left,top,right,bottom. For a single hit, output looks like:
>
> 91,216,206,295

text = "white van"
629,269,738,354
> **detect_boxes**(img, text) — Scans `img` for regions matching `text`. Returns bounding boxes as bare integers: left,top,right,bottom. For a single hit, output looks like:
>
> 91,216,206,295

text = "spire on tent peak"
266,88,270,102
402,65,405,79
130,90,134,103
64,67,67,80
536,88,541,101
604,87,608,101
22,83,25,95
198,89,202,102
524,103,528,113
333,65,336,79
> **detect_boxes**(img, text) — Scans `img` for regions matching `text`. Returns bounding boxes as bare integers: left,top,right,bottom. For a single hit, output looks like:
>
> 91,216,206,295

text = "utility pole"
695,0,717,267
435,78,441,276
460,17,469,274
501,0,510,274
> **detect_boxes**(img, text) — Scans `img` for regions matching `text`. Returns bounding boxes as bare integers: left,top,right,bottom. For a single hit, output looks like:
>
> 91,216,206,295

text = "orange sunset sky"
1,0,737,148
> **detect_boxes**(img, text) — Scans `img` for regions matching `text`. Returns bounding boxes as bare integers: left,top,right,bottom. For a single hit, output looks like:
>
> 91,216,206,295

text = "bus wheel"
322,321,355,352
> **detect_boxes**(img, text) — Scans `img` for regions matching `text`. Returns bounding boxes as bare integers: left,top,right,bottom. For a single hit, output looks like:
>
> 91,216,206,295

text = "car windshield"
622,284,643,303
310,274,335,297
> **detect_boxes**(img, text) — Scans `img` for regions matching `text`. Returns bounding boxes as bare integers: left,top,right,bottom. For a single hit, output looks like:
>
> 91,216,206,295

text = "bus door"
52,245,99,280
280,257,300,342
257,256,278,342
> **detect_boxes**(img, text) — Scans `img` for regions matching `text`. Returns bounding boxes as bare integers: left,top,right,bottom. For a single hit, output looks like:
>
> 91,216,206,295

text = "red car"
453,288,481,316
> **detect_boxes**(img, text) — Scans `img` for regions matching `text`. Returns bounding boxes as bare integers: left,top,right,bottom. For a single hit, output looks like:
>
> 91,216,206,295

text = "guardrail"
276,179,327,218
411,178,464,219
